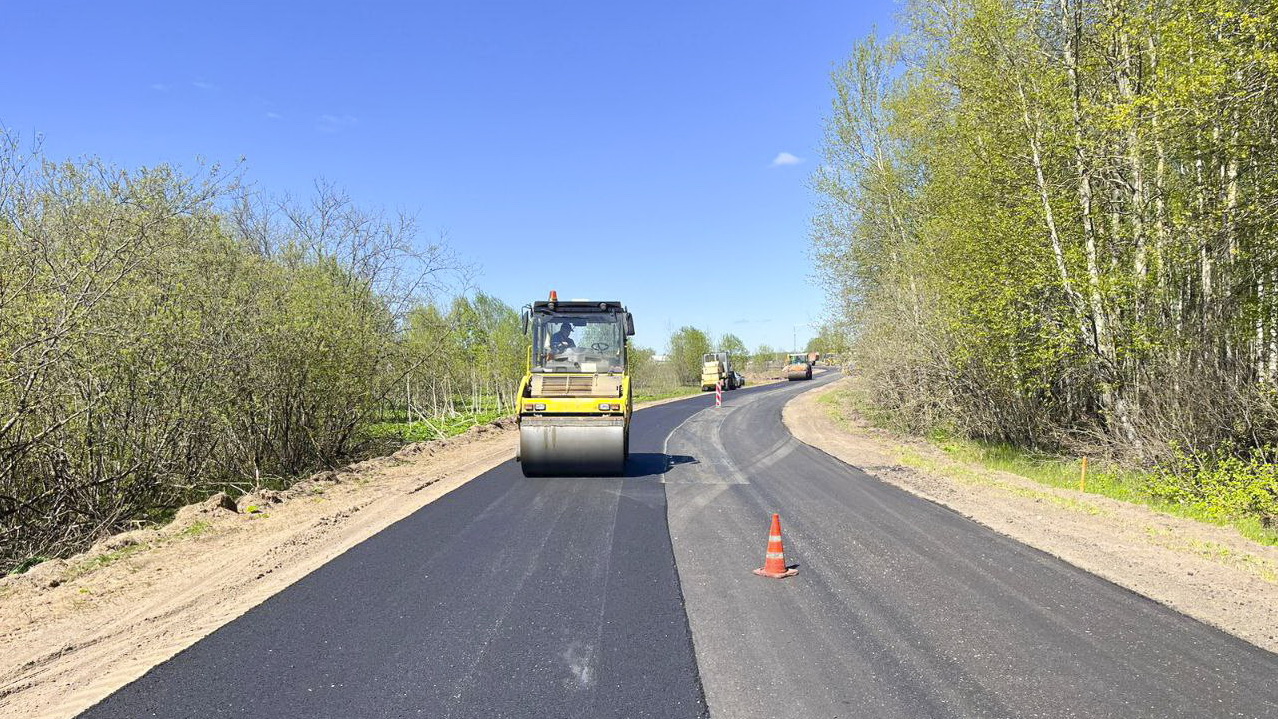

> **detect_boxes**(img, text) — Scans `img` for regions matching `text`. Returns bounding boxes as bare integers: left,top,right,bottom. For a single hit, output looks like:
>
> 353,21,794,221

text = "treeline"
0,136,759,572
814,1,1278,519
662,326,801,385
392,294,527,423
0,137,482,572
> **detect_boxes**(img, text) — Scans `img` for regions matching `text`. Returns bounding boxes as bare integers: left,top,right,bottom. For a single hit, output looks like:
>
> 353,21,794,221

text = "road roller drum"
519,417,626,476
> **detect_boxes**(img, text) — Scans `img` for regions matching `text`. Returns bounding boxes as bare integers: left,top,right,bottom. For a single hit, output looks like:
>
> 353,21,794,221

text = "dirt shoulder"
784,377,1278,655
0,421,517,719
0,394,698,719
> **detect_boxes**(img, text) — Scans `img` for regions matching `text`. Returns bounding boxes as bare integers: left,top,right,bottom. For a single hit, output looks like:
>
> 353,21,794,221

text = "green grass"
367,408,510,444
929,433,1142,500
817,389,858,430
7,555,52,576
175,520,212,539
821,387,1278,547
930,435,1278,546
64,543,147,582
374,383,708,446
634,385,704,403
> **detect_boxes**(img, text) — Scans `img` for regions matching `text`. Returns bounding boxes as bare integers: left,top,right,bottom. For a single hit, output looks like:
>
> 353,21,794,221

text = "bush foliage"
0,138,468,572
811,0,1278,527
1149,444,1278,528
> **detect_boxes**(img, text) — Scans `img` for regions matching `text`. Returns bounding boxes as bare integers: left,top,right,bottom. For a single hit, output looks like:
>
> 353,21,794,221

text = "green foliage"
717,333,747,360
0,138,466,573
828,386,1278,544
805,323,851,358
178,521,212,539
667,326,712,386
367,408,508,444
813,0,1278,520
632,385,703,403
395,292,528,421
7,556,51,576
67,543,147,581
751,344,780,372
627,345,686,398
627,345,658,389
1149,444,1278,528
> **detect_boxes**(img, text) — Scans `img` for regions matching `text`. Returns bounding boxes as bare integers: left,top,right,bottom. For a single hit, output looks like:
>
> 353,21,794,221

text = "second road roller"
516,291,634,476
784,353,813,381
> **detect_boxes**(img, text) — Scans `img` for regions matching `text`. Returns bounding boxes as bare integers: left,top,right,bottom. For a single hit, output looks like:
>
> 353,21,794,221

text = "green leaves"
813,0,1278,495
668,327,712,386
1151,443,1278,527
0,144,463,573
717,333,747,360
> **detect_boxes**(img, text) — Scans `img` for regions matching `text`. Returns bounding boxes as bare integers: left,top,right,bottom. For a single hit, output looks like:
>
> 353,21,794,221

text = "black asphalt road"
79,374,1278,719
666,372,1278,718
79,392,744,719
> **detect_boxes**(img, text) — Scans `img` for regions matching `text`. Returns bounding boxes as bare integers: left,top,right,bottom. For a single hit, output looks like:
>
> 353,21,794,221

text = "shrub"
1147,443,1278,528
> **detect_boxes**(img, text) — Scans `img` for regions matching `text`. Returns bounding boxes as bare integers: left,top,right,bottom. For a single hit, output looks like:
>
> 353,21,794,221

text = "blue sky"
2,1,896,352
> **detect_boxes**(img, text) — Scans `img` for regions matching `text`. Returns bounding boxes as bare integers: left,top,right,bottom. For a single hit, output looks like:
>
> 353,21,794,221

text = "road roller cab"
516,292,635,476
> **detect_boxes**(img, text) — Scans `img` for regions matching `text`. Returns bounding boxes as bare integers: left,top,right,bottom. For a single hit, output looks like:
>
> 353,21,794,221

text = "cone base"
753,567,798,579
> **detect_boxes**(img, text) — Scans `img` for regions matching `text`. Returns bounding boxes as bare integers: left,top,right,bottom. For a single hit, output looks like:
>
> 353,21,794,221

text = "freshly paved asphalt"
80,373,1278,718
79,391,741,719
666,371,1278,718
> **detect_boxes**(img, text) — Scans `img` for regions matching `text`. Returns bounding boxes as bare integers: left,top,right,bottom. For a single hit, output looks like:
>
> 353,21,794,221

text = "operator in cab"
550,320,576,354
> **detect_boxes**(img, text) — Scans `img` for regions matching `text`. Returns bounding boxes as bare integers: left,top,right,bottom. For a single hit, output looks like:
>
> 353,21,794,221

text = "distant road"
80,372,1278,718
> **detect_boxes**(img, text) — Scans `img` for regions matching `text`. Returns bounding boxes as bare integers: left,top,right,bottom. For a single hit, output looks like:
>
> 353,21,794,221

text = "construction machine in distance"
516,291,635,477
784,353,813,381
700,352,738,391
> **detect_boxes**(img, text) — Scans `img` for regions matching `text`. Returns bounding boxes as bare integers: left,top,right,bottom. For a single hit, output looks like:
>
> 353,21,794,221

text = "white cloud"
317,114,358,133
193,80,217,90
770,152,803,167
265,112,283,120
150,83,169,92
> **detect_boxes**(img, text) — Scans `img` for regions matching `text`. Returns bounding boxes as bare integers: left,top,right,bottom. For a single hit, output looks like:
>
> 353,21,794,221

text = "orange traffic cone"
753,513,798,578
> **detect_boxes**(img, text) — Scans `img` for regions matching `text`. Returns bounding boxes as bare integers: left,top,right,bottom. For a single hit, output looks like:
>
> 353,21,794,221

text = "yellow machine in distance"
784,353,813,381
700,352,738,391
516,292,635,476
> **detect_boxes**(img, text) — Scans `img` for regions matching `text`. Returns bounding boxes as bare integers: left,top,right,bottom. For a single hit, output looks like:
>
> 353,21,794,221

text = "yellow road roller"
784,353,813,381
516,292,635,476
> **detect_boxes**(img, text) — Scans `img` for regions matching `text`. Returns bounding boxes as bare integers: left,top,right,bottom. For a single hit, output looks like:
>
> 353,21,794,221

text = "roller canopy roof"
531,300,626,313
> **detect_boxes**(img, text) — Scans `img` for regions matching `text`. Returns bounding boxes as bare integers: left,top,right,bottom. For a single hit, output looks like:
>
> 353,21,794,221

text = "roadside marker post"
1080,456,1088,492
715,381,722,408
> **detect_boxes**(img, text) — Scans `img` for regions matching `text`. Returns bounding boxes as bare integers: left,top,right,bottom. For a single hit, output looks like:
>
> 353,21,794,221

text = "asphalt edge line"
658,390,732,719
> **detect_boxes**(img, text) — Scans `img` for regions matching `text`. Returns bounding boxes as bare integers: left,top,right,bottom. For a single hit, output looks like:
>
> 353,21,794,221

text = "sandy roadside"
784,376,1278,655
0,392,711,719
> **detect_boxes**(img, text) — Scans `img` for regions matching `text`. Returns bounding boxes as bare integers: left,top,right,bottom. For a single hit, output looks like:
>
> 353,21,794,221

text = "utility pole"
794,321,817,353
